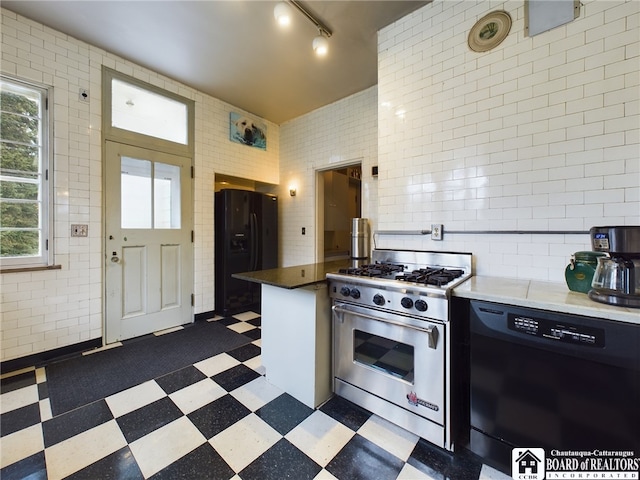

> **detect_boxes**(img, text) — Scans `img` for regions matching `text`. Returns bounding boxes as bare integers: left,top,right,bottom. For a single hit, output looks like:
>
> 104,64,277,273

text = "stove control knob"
415,299,428,312
401,297,414,309
350,288,361,299
373,294,386,306
340,286,351,297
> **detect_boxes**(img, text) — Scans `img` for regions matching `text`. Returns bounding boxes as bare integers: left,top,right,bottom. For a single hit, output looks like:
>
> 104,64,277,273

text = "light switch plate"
71,224,88,237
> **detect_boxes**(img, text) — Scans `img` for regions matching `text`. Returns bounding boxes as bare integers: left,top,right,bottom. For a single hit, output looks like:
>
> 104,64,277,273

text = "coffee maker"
588,226,640,308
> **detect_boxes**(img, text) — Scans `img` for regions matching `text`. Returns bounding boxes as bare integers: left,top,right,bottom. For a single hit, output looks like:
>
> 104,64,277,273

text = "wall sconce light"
289,187,297,197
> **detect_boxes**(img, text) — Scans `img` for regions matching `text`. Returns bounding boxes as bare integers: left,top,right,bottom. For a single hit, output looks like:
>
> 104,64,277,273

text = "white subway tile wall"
0,8,279,362
374,0,639,280
279,88,378,267
1,0,638,362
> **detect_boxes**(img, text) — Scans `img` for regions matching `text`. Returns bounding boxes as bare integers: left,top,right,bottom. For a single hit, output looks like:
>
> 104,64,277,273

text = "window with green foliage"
0,76,52,268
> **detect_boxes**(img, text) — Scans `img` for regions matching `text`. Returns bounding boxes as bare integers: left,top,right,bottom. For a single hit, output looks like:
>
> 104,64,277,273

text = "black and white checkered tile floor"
1,312,509,480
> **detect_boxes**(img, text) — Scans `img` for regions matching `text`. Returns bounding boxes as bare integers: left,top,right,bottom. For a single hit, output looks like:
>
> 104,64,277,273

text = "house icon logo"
512,448,545,480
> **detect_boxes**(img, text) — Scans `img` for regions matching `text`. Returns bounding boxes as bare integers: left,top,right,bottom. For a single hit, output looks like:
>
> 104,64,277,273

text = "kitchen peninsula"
233,259,353,408
237,255,640,410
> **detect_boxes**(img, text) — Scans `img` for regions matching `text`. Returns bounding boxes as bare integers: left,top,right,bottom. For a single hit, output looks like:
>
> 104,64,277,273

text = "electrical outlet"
78,88,89,102
71,224,88,237
431,224,443,241
301,227,306,235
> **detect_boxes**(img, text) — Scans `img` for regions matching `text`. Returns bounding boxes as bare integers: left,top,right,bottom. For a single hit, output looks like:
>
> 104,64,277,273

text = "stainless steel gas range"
327,249,473,452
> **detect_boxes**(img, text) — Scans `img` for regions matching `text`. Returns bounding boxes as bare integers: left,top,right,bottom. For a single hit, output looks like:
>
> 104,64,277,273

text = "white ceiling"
3,1,429,124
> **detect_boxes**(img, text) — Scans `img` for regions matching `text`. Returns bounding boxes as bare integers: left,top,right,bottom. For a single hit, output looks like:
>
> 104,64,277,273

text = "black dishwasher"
469,300,640,472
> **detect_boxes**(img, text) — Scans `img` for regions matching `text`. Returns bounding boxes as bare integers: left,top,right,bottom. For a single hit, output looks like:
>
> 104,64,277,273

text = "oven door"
333,302,445,425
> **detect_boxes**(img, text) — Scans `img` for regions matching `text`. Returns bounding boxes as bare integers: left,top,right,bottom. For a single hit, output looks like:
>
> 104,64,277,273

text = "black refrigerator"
214,189,278,316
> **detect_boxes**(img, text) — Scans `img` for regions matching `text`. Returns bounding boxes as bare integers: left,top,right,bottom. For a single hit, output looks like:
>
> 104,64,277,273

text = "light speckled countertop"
453,276,639,325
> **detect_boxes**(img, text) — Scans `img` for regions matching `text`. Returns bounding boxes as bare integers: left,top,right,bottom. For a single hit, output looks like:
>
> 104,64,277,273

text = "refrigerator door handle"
249,212,258,271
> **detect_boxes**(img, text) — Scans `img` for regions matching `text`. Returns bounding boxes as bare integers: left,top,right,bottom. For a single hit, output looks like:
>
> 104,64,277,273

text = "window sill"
1,264,62,274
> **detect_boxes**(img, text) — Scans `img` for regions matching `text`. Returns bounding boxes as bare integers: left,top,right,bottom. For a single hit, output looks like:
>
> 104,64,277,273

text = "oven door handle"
332,304,438,349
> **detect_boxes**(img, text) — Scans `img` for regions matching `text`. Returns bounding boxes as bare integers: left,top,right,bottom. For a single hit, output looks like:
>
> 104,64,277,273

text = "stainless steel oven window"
353,329,415,383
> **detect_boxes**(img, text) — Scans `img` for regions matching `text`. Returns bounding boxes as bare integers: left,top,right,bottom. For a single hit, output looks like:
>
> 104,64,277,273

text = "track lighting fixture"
274,0,332,56
273,2,292,26
312,32,328,56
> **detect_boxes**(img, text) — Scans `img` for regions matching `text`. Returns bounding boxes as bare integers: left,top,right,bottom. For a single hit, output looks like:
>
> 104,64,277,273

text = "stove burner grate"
338,262,405,277
394,268,465,286
337,262,466,287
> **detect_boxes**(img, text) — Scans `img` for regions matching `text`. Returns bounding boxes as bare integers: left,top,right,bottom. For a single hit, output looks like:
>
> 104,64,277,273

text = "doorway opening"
318,163,362,261
102,68,194,344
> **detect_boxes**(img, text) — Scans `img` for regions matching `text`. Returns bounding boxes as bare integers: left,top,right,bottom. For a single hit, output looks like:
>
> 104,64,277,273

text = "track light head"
274,2,292,26
312,33,328,56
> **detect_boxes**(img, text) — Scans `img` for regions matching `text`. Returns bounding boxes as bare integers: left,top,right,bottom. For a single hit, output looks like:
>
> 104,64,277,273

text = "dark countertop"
233,259,356,289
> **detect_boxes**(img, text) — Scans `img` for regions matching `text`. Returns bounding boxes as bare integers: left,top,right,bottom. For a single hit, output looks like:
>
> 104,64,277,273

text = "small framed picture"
229,112,267,150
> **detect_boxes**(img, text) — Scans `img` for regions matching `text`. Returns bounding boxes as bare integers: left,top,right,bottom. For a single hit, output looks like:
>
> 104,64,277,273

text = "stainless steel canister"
351,218,370,259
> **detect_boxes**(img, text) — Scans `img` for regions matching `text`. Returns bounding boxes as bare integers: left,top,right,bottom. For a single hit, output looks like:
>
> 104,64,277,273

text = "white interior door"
105,141,193,343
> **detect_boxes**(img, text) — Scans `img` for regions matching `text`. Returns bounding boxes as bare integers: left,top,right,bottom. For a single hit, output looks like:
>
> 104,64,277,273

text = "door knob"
111,252,119,263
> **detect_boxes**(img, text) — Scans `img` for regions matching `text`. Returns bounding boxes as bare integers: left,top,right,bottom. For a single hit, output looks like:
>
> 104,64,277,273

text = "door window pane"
121,157,152,228
111,79,188,145
354,330,414,383
154,162,181,229
121,157,181,229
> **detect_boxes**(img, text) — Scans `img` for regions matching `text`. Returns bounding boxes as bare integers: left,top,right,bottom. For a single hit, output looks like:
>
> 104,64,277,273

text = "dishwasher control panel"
508,314,605,347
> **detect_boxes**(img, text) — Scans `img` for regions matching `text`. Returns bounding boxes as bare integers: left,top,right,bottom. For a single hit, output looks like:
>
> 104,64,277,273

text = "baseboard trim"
1,338,103,374
2,313,218,374
195,310,217,322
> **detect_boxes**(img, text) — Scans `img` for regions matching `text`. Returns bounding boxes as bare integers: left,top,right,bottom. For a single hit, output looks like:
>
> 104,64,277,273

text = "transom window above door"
103,68,194,156
111,79,188,145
